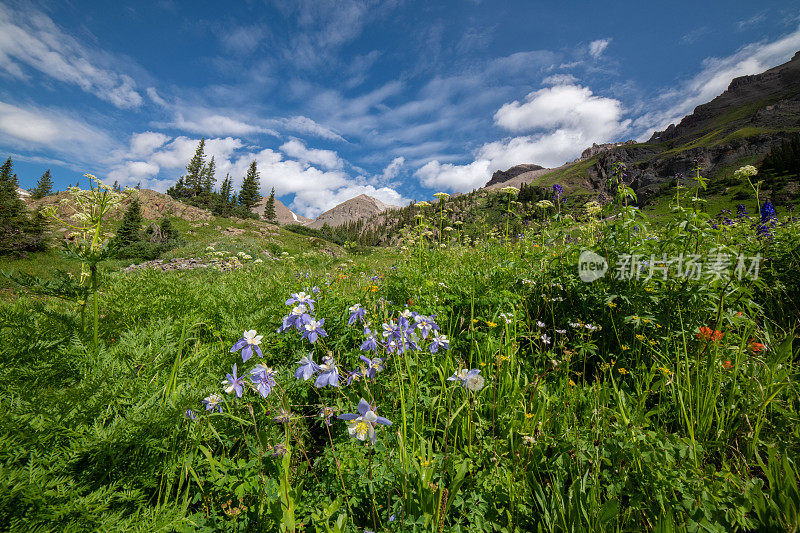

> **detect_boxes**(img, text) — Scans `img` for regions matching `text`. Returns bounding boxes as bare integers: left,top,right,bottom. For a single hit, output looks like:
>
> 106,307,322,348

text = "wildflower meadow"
1,165,799,532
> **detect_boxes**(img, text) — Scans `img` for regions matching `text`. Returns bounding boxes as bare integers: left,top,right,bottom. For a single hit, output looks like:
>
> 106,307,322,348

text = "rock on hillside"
252,196,311,225
32,188,214,222
309,194,399,229
484,165,554,191
484,164,544,187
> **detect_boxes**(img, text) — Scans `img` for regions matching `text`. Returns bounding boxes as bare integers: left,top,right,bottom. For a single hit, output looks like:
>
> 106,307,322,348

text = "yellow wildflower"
618,368,629,374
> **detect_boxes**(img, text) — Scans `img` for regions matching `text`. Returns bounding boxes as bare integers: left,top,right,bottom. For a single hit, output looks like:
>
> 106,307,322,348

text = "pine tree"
202,156,216,194
31,169,54,199
0,158,25,220
264,187,277,222
0,157,46,255
239,161,261,209
114,198,144,247
184,138,206,196
219,174,233,203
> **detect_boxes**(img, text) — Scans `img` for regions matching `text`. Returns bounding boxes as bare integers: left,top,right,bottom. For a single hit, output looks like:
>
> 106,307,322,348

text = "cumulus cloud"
588,38,611,59
279,138,342,169
416,159,491,191
633,24,800,138
416,82,630,191
0,5,142,108
129,132,170,158
494,84,629,138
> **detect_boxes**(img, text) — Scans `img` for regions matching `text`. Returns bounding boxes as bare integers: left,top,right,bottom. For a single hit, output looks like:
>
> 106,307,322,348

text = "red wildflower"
748,339,765,354
698,327,723,342
722,360,733,370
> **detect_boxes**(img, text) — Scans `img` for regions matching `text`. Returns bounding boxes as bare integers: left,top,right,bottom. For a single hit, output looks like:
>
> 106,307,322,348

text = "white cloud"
173,113,279,137
280,116,346,142
588,38,611,59
279,138,342,169
417,82,630,191
494,84,629,139
129,132,170,158
380,156,404,181
0,5,142,108
633,24,800,138
146,87,168,107
542,73,578,86
416,159,491,191
0,101,113,162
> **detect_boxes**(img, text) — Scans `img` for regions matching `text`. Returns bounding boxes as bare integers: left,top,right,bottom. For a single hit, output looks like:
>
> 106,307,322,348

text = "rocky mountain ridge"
308,193,399,230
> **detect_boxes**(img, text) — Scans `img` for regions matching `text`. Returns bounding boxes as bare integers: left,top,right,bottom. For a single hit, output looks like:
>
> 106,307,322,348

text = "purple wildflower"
429,333,450,354
222,363,245,397
249,363,277,398
448,368,485,391
202,394,223,413
360,327,380,352
301,315,327,344
294,354,317,381
230,329,263,362
338,398,392,444
279,304,310,333
359,354,385,379
185,409,197,420
348,303,367,325
286,291,315,311
314,356,339,388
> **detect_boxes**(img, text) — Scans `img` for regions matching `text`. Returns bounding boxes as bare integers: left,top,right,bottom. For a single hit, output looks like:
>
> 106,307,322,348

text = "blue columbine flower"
202,393,223,413
448,368,485,391
286,291,315,311
338,398,392,444
302,315,327,344
315,356,339,388
230,329,263,362
294,354,317,380
279,304,311,333
348,303,367,325
359,354,386,379
222,364,245,397
429,333,450,353
249,363,277,398
360,327,379,351
414,314,439,339
760,200,776,223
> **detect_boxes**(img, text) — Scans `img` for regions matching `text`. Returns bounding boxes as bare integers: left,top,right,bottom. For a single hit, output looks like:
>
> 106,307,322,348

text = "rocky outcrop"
575,141,636,162
309,194,399,229
485,164,544,187
32,189,214,222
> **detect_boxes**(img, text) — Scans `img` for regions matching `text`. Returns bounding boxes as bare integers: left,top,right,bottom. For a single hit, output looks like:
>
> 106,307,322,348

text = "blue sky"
1,0,799,217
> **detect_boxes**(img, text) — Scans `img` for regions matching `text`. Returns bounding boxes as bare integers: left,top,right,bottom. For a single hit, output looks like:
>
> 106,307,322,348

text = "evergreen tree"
167,176,188,199
0,157,47,255
239,161,261,209
184,138,206,196
264,187,277,222
201,156,216,194
114,198,144,247
219,174,233,203
31,169,54,199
